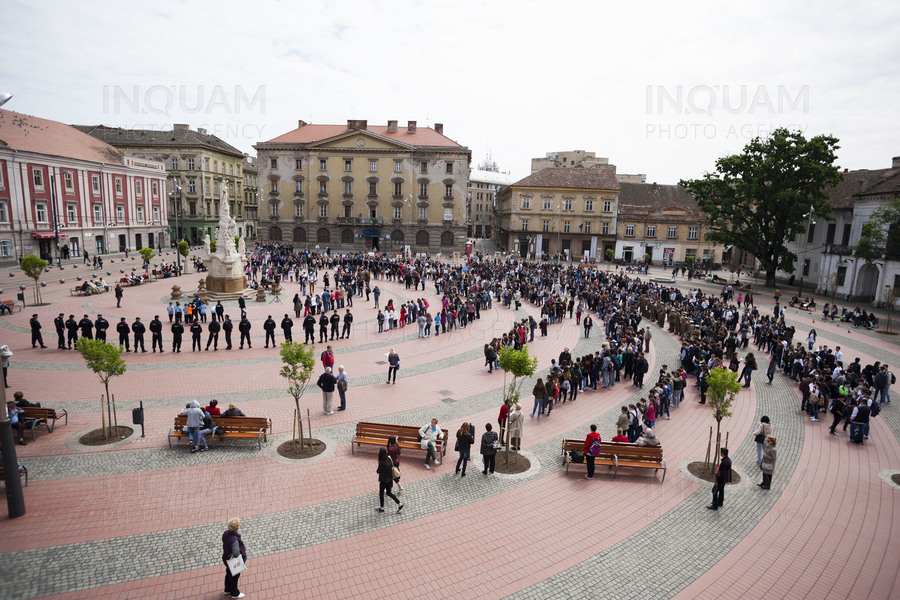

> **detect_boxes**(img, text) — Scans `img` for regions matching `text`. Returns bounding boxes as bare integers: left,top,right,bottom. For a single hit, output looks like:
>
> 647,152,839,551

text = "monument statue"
203,234,211,255
202,188,249,296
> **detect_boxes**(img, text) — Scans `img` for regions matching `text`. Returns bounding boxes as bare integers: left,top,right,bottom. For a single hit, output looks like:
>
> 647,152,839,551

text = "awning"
32,232,67,240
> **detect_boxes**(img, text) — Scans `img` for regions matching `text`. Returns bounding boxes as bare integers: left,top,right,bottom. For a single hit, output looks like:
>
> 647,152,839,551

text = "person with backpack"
583,424,602,480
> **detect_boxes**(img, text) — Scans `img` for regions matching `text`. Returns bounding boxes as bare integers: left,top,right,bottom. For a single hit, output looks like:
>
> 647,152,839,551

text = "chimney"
843,168,848,173
893,156,900,169
407,121,417,133
347,119,367,131
387,120,398,133
298,120,308,128
173,124,190,131
434,123,443,135
652,182,658,190
197,127,207,135
858,179,867,193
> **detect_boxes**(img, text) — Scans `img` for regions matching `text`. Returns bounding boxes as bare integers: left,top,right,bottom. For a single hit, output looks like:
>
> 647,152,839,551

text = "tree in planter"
705,367,741,472
279,341,317,453
75,338,127,439
498,345,539,464
177,240,189,272
20,254,48,305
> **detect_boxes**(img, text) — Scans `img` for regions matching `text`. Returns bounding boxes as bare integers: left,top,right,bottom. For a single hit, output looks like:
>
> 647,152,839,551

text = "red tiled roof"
618,182,702,217
261,124,462,148
828,168,900,208
0,109,123,164
511,167,620,190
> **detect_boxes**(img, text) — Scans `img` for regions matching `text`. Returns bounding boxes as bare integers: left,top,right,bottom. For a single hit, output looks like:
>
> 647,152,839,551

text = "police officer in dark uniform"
54,313,66,349
171,320,184,352
239,316,252,349
95,314,109,342
281,314,294,342
149,315,164,352
132,317,147,352
206,318,220,350
263,315,277,348
190,320,203,351
329,310,340,341
215,301,224,323
342,309,353,339
78,315,94,340
65,314,79,349
30,314,47,348
116,317,131,351
303,313,316,344
222,315,234,350
318,312,328,344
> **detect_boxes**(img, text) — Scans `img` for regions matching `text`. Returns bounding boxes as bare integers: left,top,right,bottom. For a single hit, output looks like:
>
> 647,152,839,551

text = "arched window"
416,230,430,247
269,226,282,241
440,231,454,247
292,227,306,242
341,228,354,245
317,228,331,243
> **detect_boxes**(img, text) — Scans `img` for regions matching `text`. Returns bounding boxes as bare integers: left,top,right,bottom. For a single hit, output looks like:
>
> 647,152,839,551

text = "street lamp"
798,205,815,297
170,183,183,274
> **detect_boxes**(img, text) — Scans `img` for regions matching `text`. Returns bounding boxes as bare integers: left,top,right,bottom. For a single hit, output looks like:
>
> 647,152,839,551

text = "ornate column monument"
202,189,249,298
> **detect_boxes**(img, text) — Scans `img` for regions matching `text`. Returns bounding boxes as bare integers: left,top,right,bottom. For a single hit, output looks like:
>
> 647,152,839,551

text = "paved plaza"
1,254,899,600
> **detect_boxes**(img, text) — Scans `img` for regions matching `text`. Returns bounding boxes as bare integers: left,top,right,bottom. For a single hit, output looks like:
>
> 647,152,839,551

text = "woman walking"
740,353,757,388
376,448,403,512
387,435,402,491
807,329,817,351
752,416,772,464
758,436,777,490
455,422,476,476
387,348,400,384
221,518,247,599
480,423,499,475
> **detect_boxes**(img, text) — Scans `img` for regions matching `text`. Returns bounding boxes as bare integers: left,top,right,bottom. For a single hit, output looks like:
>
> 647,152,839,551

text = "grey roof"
73,124,244,157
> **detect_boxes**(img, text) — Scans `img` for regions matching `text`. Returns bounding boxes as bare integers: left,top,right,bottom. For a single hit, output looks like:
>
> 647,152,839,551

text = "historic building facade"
495,167,619,260
467,157,512,239
531,150,646,183
76,124,248,246
241,154,259,241
615,182,723,266
0,109,167,263
254,120,470,252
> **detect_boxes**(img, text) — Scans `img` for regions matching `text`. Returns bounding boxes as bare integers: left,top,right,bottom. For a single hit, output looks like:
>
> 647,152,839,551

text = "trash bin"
132,407,144,425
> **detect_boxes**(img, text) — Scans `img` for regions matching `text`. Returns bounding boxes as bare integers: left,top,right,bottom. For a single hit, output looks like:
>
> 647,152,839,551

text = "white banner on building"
590,235,598,259
535,233,543,253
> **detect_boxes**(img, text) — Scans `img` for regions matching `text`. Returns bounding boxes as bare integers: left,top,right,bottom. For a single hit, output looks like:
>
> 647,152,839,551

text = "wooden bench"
168,414,272,450
2,299,21,313
352,421,449,459
70,287,87,296
17,407,68,441
562,438,666,482
0,464,28,487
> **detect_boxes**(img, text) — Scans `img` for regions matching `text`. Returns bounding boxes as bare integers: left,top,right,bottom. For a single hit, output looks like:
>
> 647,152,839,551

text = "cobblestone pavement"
0,260,898,600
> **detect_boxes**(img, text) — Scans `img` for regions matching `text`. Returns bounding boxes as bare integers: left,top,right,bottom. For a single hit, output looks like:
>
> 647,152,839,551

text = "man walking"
317,367,337,415
707,447,733,510
150,315,164,352
114,283,123,308
336,365,349,411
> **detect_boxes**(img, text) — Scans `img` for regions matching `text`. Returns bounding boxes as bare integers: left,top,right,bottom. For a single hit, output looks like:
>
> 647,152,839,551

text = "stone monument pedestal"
207,275,248,294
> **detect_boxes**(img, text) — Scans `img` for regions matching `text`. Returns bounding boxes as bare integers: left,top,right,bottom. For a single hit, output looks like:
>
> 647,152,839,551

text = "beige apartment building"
467,157,512,239
241,155,259,241
531,150,646,183
254,120,470,252
495,167,619,260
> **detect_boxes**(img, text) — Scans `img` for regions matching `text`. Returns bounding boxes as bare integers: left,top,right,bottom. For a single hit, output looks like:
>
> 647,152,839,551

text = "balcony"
825,244,853,255
336,216,358,225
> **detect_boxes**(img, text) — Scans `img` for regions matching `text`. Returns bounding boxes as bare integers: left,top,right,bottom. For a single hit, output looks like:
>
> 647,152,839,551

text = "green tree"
75,338,127,439
498,345,539,463
680,128,842,287
178,240,189,272
706,367,742,471
138,247,157,271
853,198,900,263
20,254,48,305
279,341,317,453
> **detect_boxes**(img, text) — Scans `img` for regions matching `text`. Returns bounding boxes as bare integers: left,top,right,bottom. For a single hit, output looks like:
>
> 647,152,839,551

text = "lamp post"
170,183,183,274
798,205,815,298
50,174,62,269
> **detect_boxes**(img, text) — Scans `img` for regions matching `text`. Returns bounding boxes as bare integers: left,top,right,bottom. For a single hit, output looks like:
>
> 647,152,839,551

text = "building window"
319,182,327,195
394,182,402,196
93,204,102,221
0,240,11,257
188,180,196,193
521,219,529,231
542,220,550,232
394,206,402,220
602,222,609,235
36,202,48,222
420,161,428,174
92,175,100,195
204,158,210,171
63,171,74,191
369,181,377,196
135,180,143,198
445,184,453,198
153,206,160,221
668,226,677,238
646,225,656,238
344,181,352,195
803,258,810,277
66,203,76,222
419,183,428,197
271,181,278,193
625,225,635,237
136,206,144,223
563,220,571,233
395,160,402,172
295,204,303,218
542,198,552,210
152,181,159,199
419,207,427,220
344,159,352,172
807,222,816,244
685,248,697,261
369,160,377,172
171,157,178,170
319,205,327,218
190,201,197,216
270,203,278,217
188,158,195,171
585,199,593,211
32,168,44,191
521,196,531,209
688,226,698,240
344,205,352,218
603,200,611,212
563,198,573,211
295,181,303,193
319,159,327,170
116,204,125,220
114,178,123,197
445,162,453,174
584,222,591,234
0,169,4,189
214,181,220,196
825,223,836,244
230,165,234,175
0,203,7,222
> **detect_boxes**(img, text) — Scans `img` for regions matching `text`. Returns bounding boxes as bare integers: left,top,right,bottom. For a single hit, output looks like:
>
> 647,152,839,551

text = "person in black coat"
78,315,94,340
214,301,224,323
132,317,147,352
707,447,733,510
281,314,294,342
206,319,220,350
190,321,203,351
30,314,47,348
171,321,184,352
329,310,340,341
455,422,476,476
149,315,164,352
237,296,247,318
376,447,403,512
238,317,252,349
303,314,316,344
341,309,353,339
95,314,109,342
116,317,130,351
54,313,66,349
114,283,123,307
318,313,328,343
263,315,277,348
66,314,79,349
222,315,234,350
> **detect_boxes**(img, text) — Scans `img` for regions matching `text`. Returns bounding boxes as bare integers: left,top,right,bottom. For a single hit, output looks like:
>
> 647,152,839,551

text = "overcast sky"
2,0,898,184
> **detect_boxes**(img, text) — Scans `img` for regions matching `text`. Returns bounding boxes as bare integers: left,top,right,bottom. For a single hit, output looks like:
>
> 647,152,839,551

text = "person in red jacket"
584,424,602,480
205,399,221,416
498,402,509,444
611,428,629,443
321,345,335,371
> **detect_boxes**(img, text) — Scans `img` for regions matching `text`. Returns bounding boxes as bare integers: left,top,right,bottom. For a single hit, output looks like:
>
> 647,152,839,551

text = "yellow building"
495,167,619,260
254,120,470,252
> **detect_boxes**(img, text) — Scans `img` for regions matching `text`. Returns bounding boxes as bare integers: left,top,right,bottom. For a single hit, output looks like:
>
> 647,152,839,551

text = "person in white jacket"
507,404,524,450
419,417,444,469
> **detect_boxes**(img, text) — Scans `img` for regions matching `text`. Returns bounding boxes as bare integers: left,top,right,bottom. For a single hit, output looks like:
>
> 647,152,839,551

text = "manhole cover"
375,360,387,365
440,397,456,403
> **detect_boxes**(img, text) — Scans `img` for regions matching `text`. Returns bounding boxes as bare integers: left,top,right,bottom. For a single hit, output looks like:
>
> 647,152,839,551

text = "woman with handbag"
758,436,777,490
222,518,247,599
455,422,476,476
752,416,772,464
376,448,403,512
387,435,402,491
480,423,499,475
